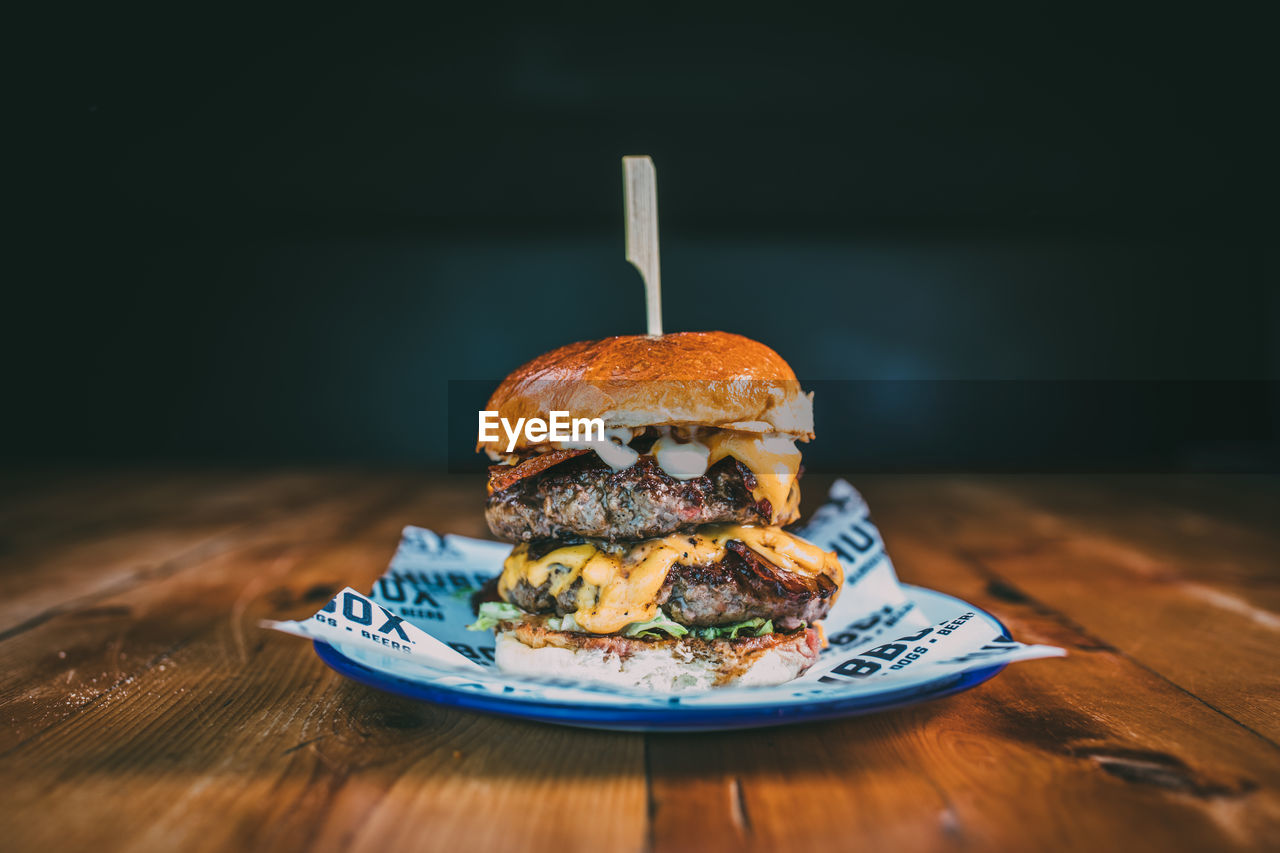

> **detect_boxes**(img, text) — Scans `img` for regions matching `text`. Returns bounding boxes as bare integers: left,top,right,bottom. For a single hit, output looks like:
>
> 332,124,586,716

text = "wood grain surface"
2,469,1278,852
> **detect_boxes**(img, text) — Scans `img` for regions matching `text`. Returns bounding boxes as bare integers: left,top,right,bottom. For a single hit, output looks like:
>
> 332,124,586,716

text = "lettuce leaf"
468,605,782,641
621,611,689,640
694,618,775,640
466,601,524,631
622,613,783,641
544,613,584,632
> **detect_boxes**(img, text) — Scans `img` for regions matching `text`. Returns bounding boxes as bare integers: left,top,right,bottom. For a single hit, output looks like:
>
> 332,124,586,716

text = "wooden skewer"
623,155,662,336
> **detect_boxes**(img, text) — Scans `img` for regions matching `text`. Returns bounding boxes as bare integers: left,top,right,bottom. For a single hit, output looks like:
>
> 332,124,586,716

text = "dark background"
9,7,1277,472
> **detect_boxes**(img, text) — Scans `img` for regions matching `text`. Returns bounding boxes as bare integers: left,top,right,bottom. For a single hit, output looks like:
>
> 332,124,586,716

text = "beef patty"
486,453,795,543
500,538,838,630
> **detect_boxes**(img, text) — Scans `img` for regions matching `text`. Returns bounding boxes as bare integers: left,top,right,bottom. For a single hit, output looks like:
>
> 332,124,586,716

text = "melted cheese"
704,431,802,523
498,525,843,634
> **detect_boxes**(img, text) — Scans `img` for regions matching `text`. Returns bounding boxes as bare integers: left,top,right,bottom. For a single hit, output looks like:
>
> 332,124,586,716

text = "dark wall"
9,8,1276,471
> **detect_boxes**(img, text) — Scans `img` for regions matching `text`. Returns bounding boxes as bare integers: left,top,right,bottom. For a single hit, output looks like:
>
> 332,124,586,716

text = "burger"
469,331,844,691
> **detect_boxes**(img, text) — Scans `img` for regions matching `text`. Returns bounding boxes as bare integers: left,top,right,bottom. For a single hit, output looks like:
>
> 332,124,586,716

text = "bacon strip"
723,540,839,601
487,448,590,494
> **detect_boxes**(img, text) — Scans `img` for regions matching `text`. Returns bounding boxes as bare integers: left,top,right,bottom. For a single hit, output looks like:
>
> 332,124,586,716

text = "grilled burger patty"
486,454,790,543
499,538,837,630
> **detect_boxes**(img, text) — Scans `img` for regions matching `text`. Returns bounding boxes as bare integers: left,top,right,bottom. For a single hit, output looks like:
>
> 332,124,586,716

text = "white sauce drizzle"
650,432,711,480
555,427,640,472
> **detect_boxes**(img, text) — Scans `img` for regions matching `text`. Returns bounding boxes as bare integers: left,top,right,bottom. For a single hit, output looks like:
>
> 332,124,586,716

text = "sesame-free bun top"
478,332,814,453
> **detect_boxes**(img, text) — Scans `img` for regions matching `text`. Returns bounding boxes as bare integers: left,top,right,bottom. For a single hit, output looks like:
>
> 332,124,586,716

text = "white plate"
313,584,1009,732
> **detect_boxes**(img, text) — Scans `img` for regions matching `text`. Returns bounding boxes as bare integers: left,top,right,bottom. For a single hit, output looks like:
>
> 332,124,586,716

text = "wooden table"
3,469,1278,852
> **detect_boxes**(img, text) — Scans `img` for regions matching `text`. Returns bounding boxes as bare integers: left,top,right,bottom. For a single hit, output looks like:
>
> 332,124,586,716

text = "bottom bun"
494,620,823,692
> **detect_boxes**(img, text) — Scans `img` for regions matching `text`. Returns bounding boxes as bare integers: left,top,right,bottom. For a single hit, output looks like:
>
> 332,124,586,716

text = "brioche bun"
478,332,813,454
493,619,823,692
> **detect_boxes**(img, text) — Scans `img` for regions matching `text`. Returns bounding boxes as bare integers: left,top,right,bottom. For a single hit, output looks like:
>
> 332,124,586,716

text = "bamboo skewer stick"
623,155,662,336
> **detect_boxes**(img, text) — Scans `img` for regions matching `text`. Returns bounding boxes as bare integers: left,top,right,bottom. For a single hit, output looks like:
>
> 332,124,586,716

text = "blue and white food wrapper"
264,481,1064,705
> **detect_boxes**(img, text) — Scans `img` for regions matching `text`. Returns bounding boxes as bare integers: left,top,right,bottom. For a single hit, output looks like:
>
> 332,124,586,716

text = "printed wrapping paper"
265,481,1064,707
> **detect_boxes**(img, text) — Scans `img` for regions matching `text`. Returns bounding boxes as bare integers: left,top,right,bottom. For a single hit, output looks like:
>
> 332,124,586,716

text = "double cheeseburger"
470,332,844,691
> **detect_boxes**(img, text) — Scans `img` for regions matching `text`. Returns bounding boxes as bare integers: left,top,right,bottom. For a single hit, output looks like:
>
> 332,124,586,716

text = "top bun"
479,332,814,453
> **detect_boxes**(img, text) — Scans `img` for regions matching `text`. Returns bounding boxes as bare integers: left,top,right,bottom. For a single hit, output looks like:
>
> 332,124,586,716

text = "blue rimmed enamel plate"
313,584,1007,732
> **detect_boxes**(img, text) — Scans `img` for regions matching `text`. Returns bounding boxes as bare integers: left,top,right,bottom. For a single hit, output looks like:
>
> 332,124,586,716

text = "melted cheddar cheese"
498,525,843,634
704,431,802,523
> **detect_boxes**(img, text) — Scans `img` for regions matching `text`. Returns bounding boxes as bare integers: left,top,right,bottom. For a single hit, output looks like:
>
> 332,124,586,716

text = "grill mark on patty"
659,543,838,629
486,454,788,543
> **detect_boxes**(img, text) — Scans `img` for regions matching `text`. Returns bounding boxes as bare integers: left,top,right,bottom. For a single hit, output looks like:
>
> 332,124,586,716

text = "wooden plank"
0,468,285,546
969,475,1280,597
0,469,361,634
648,475,1280,852
0,471,493,754
4,471,1279,852
1085,474,1280,540
648,719,958,852
860,475,1280,741
0,472,413,753
886,530,1279,848
0,472,647,853
3,641,644,853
